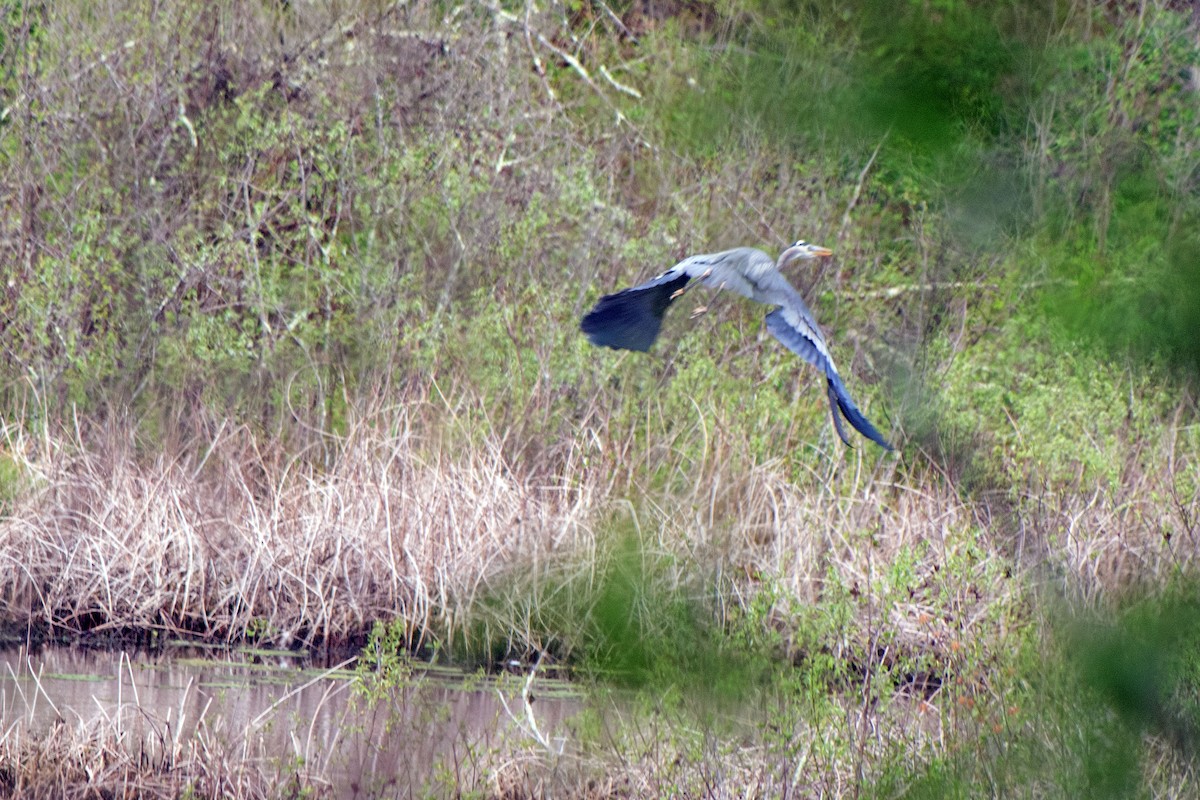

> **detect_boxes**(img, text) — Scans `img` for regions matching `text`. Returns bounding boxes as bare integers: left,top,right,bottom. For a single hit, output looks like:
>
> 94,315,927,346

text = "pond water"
0,643,580,797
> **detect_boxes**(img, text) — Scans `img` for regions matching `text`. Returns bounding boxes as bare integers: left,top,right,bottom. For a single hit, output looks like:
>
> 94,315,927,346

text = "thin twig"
838,135,887,245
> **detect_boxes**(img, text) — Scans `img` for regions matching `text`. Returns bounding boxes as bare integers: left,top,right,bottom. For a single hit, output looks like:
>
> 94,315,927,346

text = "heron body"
580,242,893,450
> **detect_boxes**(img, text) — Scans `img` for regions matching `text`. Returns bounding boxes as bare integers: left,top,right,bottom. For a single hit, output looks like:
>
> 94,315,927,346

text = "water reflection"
0,644,578,798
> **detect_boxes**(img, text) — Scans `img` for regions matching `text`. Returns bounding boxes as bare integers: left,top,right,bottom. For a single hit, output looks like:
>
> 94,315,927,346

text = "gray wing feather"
763,306,835,374
752,266,823,330
766,308,892,450
674,248,768,301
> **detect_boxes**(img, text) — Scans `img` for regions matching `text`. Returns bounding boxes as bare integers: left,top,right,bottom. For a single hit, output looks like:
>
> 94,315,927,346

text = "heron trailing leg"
667,267,715,319
669,267,712,300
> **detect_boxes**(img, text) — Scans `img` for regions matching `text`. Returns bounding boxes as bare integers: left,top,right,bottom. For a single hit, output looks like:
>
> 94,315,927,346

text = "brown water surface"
0,644,579,797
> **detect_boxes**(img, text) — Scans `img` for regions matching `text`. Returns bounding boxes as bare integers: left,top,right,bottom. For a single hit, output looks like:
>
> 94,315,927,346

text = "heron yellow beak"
811,246,833,257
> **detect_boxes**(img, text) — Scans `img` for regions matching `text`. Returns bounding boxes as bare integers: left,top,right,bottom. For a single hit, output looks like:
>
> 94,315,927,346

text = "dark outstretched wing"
581,249,771,351
765,308,893,451
580,269,692,352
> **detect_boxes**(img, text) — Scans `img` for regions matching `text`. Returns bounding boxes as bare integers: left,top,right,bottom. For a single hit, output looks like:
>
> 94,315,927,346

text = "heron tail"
826,372,893,451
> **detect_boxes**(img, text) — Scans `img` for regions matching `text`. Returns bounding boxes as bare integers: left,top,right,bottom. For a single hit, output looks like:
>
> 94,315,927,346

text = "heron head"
779,240,833,266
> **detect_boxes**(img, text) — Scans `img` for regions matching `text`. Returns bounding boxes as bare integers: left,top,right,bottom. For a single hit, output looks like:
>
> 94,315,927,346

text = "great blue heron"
580,241,893,450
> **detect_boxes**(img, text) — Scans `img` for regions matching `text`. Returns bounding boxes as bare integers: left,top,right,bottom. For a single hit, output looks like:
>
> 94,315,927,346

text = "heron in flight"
580,241,893,450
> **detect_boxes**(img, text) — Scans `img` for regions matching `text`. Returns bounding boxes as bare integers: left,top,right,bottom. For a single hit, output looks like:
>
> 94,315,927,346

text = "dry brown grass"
2,382,1195,660
1004,412,1200,607
0,691,297,800
0,397,596,650
1,387,1197,797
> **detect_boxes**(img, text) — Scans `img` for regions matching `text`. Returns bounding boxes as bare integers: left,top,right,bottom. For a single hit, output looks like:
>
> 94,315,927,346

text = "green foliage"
356,619,417,702
1027,3,1200,377
0,449,26,514
871,0,1053,135
455,522,773,700
1040,204,1200,377
927,293,1183,493
648,0,1044,230
2,0,1199,794
1,0,1194,474
1071,601,1199,759
871,587,1200,799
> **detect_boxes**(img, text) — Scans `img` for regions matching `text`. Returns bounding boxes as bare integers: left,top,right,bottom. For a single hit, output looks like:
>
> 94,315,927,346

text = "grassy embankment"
1,0,1198,796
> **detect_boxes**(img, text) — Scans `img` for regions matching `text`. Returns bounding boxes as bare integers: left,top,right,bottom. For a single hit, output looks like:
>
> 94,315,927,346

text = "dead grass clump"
0,717,288,800
1020,422,1200,606
0,400,593,650
604,415,1014,673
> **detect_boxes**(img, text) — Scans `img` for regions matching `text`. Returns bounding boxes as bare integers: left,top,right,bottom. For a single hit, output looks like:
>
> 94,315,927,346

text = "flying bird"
580,241,893,450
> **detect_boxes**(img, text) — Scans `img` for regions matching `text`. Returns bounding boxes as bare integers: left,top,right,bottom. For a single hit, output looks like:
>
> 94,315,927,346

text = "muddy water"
0,644,579,797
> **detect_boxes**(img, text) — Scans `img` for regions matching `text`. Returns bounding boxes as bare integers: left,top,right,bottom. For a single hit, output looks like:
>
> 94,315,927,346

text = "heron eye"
794,240,807,247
